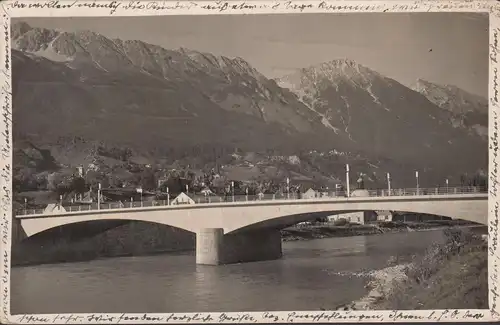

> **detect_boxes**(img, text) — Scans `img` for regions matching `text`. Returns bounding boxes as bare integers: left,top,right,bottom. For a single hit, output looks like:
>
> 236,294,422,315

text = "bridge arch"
221,196,487,234
19,219,196,242
228,208,476,234
12,219,196,266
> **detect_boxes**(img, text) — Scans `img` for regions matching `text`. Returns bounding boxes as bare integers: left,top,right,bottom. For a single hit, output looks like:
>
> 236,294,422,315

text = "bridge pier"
196,228,224,265
196,228,283,265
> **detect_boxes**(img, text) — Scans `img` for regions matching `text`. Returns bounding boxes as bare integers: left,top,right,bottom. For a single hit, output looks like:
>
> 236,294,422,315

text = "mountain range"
10,21,488,189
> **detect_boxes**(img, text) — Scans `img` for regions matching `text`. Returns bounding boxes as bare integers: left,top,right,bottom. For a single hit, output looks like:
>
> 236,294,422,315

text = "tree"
47,172,60,192
356,173,366,190
460,173,468,187
139,169,156,190
70,176,86,196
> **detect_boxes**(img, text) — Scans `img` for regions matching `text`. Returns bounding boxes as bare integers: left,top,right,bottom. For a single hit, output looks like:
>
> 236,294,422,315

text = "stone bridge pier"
196,228,283,265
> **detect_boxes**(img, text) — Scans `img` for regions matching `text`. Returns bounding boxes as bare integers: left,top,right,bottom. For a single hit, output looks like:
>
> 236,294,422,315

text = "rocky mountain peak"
411,78,488,114
276,58,384,93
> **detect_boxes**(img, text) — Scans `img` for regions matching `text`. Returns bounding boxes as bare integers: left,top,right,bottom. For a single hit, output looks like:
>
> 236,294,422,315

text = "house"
318,191,330,198
328,212,365,224
375,210,393,221
43,203,67,214
328,211,379,225
171,192,195,205
76,166,84,177
74,189,94,204
351,189,370,197
302,188,318,199
392,213,451,222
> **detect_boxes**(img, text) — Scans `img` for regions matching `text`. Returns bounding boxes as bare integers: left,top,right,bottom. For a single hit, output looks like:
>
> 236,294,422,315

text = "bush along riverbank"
337,227,488,310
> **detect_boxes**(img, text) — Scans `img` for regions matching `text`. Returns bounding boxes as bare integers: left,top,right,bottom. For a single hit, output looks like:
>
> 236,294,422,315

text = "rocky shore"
333,227,488,310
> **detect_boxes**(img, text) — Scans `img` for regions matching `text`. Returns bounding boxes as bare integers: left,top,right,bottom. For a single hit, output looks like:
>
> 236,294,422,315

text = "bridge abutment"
12,218,27,245
196,228,282,265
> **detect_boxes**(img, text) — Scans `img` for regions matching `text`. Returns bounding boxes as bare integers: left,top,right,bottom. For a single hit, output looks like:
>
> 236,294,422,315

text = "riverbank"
281,219,476,242
337,227,488,310
11,219,480,267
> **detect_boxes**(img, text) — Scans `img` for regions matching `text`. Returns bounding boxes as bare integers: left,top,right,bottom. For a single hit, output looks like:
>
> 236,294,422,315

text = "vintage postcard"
1,0,500,324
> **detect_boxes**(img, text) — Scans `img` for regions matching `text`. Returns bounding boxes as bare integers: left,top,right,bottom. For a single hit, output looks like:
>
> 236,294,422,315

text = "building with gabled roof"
171,192,195,205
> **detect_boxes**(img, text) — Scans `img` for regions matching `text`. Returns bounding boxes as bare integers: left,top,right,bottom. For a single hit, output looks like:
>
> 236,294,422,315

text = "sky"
18,12,489,97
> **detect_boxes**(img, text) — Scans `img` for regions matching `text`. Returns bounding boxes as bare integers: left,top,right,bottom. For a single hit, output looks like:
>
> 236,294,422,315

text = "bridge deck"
17,191,488,219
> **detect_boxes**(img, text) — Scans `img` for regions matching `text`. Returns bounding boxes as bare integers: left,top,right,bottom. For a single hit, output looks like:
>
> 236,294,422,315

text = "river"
11,229,450,314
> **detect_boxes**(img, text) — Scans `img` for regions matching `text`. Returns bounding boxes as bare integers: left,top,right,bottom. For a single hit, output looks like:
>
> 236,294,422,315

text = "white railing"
16,186,487,217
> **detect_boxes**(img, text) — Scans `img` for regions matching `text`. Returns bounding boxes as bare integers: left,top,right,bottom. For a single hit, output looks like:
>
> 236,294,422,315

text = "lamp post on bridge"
98,183,101,210
415,171,420,195
231,181,235,202
186,184,189,195
346,164,350,198
166,187,170,205
446,178,449,194
245,187,248,202
24,198,27,215
287,177,291,200
137,187,143,207
387,172,391,196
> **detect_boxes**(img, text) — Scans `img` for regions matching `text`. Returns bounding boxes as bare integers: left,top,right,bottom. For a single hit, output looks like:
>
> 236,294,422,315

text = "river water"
11,230,450,314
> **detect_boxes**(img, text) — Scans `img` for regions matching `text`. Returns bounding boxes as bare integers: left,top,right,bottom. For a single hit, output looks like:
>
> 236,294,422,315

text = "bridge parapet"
16,186,487,218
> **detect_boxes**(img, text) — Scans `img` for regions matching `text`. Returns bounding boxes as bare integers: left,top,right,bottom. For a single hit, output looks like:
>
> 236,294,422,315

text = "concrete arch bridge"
15,189,488,265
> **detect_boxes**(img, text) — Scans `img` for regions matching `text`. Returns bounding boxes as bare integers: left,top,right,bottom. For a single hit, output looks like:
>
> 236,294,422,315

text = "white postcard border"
1,0,499,324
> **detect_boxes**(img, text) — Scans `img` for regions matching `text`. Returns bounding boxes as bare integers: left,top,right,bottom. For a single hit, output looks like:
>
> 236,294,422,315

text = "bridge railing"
16,186,487,216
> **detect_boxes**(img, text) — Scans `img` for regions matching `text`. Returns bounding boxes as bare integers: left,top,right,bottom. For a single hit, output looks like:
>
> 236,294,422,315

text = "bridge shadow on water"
11,220,196,267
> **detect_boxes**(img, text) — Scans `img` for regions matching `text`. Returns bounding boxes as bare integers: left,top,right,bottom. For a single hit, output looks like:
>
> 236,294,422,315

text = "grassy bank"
357,227,488,310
